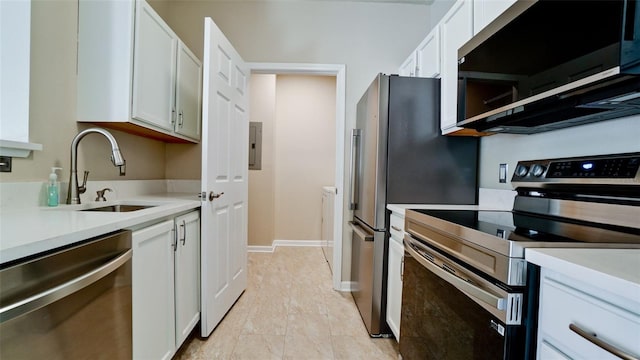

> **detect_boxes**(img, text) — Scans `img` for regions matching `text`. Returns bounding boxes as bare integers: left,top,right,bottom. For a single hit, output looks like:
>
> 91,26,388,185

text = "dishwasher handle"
0,249,132,323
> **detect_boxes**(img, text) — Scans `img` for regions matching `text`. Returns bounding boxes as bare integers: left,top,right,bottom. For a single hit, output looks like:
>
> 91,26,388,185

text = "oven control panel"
511,153,640,185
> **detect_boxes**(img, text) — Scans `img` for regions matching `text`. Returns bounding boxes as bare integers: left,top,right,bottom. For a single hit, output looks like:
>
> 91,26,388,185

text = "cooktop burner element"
405,152,640,286
412,209,640,245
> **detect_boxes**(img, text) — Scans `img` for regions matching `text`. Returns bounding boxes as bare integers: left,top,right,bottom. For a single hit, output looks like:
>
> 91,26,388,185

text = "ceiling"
191,0,436,4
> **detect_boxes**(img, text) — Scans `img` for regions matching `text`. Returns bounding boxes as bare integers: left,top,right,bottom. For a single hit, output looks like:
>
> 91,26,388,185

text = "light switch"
499,163,508,183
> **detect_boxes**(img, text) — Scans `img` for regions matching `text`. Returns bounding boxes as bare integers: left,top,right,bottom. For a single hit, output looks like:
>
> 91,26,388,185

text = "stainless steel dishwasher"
0,230,132,359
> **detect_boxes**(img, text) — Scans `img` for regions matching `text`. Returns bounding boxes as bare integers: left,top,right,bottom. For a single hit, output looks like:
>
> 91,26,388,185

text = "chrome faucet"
66,128,126,204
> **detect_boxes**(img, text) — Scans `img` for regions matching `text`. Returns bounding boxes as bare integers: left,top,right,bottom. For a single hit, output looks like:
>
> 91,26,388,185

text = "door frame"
248,62,346,291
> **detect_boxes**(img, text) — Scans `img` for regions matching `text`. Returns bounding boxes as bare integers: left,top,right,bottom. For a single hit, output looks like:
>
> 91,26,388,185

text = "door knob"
209,192,224,201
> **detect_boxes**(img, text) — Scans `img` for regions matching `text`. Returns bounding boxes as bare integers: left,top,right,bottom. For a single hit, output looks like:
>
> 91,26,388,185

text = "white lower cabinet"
386,210,405,341
536,268,640,360
132,210,200,360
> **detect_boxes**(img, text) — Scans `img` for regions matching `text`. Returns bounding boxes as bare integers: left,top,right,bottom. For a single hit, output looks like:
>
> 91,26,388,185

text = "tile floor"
174,246,399,359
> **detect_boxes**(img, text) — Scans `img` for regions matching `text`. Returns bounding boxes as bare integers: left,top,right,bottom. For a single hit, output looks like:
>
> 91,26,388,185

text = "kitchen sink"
81,204,156,212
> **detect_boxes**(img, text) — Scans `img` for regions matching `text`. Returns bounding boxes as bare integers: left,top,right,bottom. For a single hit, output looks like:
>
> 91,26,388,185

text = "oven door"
400,235,528,360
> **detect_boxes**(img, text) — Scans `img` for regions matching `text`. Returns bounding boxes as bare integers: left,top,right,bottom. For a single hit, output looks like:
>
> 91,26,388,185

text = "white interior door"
200,17,249,337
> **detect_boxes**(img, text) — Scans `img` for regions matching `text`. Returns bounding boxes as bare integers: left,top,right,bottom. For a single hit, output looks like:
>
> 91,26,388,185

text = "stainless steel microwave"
456,0,640,134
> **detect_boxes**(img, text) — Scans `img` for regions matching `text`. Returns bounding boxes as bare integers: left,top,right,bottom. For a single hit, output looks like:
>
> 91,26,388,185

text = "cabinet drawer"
537,270,640,360
389,212,405,242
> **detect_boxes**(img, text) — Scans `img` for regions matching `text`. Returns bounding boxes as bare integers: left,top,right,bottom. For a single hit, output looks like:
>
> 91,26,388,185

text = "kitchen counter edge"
525,248,640,295
0,193,201,265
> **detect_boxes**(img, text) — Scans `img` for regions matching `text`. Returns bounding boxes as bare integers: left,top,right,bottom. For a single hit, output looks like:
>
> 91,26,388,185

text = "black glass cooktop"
411,209,640,245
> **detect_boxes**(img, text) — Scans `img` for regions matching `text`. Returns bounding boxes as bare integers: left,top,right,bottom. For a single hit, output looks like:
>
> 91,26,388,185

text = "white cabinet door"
132,220,175,360
0,0,30,145
131,0,177,131
440,0,473,134
201,17,249,337
473,0,516,35
536,269,640,360
387,235,404,341
174,211,201,347
78,0,202,143
175,41,202,140
416,27,441,78
399,53,417,77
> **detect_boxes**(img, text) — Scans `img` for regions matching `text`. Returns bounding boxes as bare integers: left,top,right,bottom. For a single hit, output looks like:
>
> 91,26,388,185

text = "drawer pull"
391,225,402,232
569,323,639,360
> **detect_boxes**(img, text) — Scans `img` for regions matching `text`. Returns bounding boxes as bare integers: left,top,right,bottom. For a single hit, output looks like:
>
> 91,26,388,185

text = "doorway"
248,63,346,291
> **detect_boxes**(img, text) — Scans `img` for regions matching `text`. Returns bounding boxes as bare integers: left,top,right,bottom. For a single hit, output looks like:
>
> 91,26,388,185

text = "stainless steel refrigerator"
349,74,479,337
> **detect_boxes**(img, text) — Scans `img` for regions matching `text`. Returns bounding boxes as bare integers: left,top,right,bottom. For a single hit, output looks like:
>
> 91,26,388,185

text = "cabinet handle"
171,108,176,125
180,220,186,246
178,110,184,127
391,225,402,232
400,256,404,282
171,224,177,251
569,323,638,360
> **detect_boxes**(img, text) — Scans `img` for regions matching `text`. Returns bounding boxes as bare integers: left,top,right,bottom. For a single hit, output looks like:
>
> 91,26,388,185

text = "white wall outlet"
499,163,508,183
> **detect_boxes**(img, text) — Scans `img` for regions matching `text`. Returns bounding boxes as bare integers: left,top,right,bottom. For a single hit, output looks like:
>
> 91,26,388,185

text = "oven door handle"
404,237,506,311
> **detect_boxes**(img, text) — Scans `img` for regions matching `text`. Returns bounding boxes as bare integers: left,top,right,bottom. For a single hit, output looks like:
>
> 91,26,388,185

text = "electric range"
399,152,640,359
405,152,640,286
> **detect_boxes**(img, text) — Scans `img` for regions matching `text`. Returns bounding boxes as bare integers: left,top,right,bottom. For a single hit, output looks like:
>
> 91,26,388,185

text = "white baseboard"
247,245,275,253
247,240,323,253
339,281,354,292
273,239,323,247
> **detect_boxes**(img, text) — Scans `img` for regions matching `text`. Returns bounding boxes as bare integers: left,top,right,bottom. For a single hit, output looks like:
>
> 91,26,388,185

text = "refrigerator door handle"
349,129,361,210
349,221,373,242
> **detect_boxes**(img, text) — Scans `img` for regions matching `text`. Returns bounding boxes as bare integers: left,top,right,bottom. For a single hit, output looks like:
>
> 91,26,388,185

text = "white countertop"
387,188,517,216
0,193,201,265
526,248,640,296
386,203,489,216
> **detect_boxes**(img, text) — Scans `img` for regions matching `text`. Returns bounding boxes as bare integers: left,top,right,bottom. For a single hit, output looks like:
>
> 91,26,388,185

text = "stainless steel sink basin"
81,204,155,212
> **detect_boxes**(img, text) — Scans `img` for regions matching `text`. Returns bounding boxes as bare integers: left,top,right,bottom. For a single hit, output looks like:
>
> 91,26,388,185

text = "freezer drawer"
349,219,390,337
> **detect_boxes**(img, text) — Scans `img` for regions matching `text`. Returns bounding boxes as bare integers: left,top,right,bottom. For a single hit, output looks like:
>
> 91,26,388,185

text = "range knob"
514,164,529,177
530,164,546,177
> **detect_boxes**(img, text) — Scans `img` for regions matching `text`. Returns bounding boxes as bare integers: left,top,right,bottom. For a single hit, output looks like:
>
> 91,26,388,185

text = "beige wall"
274,75,336,241
164,0,432,276
248,74,336,246
0,0,172,184
248,74,277,247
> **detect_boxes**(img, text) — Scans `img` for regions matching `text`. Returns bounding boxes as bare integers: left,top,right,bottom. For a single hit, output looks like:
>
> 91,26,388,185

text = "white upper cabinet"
398,0,515,136
416,26,441,78
77,0,202,143
398,26,440,79
132,0,177,132
439,0,473,135
399,53,417,77
175,42,202,140
473,0,517,35
0,0,42,157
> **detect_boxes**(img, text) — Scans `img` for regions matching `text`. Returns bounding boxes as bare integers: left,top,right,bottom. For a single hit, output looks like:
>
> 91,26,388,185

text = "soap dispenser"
48,167,62,207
